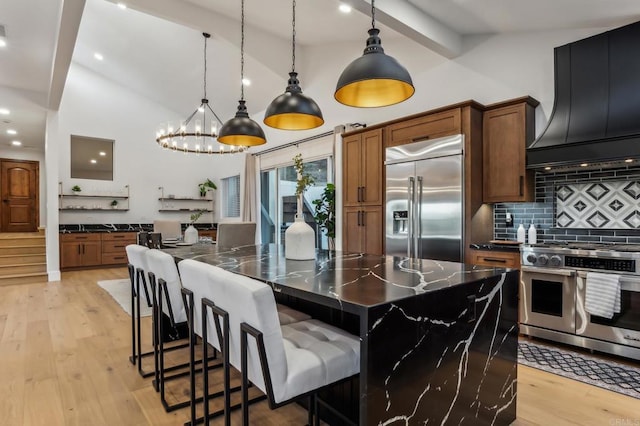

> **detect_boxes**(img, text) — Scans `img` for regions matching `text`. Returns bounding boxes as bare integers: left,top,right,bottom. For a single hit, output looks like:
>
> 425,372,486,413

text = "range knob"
538,255,549,266
526,253,537,264
549,255,562,267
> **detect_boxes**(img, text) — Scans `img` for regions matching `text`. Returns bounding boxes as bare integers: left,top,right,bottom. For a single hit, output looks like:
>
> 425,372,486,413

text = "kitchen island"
165,243,519,425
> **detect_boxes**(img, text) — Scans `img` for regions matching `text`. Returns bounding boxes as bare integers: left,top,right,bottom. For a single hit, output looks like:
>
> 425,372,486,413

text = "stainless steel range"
520,241,640,360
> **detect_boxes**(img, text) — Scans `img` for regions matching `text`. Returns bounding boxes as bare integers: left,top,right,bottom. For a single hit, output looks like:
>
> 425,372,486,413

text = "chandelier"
155,33,247,154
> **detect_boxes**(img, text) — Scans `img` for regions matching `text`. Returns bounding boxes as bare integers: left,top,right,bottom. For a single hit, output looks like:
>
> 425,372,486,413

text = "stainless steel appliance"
521,242,640,359
385,135,463,262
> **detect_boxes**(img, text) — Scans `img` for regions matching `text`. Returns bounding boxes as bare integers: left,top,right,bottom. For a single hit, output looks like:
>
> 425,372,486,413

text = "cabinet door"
471,250,520,268
343,207,363,253
483,104,534,202
81,241,102,266
60,242,83,269
386,108,461,148
343,134,363,207
362,206,383,255
361,129,383,206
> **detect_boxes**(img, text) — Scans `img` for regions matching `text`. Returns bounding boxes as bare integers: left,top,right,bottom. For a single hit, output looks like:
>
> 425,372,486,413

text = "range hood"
527,21,640,169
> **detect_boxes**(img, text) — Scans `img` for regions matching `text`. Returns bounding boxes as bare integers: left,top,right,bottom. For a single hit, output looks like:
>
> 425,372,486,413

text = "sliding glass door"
260,157,332,248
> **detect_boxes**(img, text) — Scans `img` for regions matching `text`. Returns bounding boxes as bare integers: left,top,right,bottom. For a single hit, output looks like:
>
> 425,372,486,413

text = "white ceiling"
1,0,640,153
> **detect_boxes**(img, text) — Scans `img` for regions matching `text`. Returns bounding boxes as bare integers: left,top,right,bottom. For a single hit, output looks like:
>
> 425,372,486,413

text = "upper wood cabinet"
483,97,539,203
343,129,383,207
386,108,461,148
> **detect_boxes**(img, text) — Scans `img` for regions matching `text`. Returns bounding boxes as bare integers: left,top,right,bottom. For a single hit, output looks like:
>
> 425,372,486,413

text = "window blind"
222,175,240,217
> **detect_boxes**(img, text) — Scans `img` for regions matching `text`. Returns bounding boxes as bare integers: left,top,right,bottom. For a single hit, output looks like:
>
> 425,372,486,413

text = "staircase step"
0,236,45,247
0,245,46,256
0,263,46,276
0,254,45,266
0,272,48,287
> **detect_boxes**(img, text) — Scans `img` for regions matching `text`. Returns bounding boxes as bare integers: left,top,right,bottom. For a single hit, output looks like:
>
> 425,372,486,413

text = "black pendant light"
263,0,324,130
334,0,415,108
218,0,266,147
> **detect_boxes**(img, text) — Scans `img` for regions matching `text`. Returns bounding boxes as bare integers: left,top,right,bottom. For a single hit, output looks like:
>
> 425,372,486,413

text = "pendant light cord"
203,34,208,99
371,0,376,29
240,0,245,101
291,0,296,73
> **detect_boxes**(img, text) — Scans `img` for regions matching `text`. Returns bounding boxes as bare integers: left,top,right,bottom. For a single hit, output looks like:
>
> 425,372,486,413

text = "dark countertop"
59,223,217,233
164,243,508,313
469,242,521,252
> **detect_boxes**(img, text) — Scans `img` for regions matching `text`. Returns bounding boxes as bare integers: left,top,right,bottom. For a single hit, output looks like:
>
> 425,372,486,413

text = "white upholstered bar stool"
216,222,256,247
145,249,192,412
178,259,313,425
125,244,154,378
199,263,360,425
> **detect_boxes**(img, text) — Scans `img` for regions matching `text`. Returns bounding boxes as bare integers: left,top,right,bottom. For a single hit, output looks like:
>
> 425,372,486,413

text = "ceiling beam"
349,0,462,59
48,0,86,110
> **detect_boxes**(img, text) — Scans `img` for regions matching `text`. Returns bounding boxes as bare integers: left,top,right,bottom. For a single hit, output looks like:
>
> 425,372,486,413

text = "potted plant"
198,178,217,197
110,200,118,209
71,185,81,194
312,183,335,249
285,154,316,260
184,209,206,244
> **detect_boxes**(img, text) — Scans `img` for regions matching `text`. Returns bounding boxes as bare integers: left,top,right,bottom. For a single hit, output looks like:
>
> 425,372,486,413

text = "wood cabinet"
386,108,461,148
343,129,383,207
198,229,217,240
101,232,137,265
471,250,520,269
342,129,384,255
60,231,136,270
60,233,102,268
483,97,539,203
343,206,383,255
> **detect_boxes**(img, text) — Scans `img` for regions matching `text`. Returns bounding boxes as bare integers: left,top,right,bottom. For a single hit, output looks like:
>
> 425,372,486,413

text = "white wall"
0,148,46,228
54,63,245,226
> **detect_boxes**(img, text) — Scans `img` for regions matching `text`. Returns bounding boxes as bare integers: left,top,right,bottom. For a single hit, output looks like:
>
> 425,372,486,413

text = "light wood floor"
0,268,638,425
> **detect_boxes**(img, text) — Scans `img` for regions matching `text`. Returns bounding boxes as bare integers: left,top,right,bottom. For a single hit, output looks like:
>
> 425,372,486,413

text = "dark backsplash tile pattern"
494,165,640,243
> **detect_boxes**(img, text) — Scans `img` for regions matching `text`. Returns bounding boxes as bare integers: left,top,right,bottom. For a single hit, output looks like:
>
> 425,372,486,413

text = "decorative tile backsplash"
556,181,640,229
493,165,640,243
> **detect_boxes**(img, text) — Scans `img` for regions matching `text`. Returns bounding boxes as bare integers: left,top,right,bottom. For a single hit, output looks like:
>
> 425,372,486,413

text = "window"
222,175,240,217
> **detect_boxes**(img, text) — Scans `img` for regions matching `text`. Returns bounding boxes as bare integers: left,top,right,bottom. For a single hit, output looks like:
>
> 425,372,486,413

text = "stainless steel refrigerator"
385,134,463,262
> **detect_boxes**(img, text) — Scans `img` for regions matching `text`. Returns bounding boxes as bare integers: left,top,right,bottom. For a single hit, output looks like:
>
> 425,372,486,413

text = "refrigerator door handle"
417,176,424,259
407,177,415,258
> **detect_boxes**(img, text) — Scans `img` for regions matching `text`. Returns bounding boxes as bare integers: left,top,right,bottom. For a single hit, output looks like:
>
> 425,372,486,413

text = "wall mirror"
70,135,114,180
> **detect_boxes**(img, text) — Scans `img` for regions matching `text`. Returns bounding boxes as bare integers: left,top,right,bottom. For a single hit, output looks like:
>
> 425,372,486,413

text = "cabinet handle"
482,257,507,263
82,244,85,254
113,256,125,260
519,176,524,196
114,245,126,248
112,235,125,239
357,211,361,226
411,135,430,143
357,186,362,202
362,210,366,226
361,186,365,202
78,245,81,255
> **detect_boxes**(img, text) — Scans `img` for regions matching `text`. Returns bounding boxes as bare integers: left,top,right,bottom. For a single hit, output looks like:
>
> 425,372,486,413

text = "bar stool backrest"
145,249,187,324
206,264,287,395
216,222,256,247
125,244,149,274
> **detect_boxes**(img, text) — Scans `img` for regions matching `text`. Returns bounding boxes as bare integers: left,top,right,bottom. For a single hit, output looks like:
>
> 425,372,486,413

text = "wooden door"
362,206,383,255
60,242,83,269
1,159,39,232
361,129,383,206
81,241,102,266
343,134,362,207
343,207,363,253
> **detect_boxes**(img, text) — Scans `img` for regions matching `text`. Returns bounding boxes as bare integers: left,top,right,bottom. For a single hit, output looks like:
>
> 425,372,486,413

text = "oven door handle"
521,265,575,276
576,271,640,292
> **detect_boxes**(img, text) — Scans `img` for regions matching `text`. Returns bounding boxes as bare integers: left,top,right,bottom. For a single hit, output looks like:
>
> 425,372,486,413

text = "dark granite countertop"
469,242,521,252
59,223,217,233
164,243,509,313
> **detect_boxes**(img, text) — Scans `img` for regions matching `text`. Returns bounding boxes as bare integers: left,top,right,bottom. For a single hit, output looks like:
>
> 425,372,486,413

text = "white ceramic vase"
184,225,198,244
285,196,316,260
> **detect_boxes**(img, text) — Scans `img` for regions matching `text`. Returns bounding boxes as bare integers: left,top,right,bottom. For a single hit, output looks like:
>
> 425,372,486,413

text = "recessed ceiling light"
0,39,6,48
11,140,21,146
117,3,127,9
94,53,104,61
6,129,17,135
99,151,106,156
90,159,97,164
625,158,634,163
0,108,9,115
339,3,352,13
580,163,588,167
544,166,551,171
242,78,251,86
